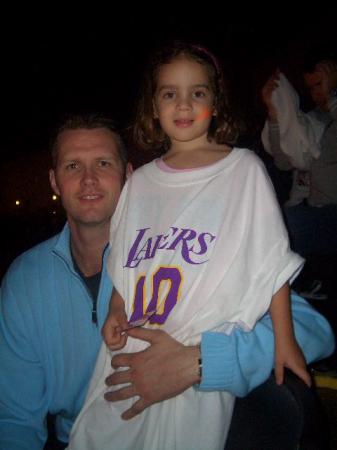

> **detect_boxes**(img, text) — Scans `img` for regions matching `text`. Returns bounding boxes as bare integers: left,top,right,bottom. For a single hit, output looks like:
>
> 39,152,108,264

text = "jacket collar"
53,222,110,273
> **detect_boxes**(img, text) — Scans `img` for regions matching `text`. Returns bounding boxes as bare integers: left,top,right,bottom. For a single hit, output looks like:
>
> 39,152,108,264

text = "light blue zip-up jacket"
0,224,335,449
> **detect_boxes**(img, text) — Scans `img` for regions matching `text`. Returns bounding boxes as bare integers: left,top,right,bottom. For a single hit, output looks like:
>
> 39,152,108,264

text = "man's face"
304,70,329,110
49,128,125,229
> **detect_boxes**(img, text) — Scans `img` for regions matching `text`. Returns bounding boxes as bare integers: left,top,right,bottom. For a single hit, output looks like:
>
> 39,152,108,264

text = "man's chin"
73,214,111,228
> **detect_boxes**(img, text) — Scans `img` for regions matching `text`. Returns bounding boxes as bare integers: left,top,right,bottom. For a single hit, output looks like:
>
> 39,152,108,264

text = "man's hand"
104,328,200,420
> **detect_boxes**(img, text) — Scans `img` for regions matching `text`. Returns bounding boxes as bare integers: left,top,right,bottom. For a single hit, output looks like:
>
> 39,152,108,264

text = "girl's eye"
162,91,175,99
193,90,206,98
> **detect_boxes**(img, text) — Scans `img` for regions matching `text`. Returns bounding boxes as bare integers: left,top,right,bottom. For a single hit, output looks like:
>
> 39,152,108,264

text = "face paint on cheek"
195,108,213,122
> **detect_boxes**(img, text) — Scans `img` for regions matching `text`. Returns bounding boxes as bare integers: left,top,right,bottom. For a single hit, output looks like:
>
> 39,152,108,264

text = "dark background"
1,11,337,278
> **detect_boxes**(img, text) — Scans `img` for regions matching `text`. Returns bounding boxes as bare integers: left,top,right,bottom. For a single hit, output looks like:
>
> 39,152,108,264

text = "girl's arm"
269,283,311,386
101,289,128,350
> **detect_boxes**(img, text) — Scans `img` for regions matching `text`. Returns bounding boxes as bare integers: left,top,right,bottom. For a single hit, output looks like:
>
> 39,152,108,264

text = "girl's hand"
102,306,128,351
274,336,311,387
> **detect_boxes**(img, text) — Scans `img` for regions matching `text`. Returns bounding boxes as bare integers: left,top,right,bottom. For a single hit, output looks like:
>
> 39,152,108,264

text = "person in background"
261,58,337,300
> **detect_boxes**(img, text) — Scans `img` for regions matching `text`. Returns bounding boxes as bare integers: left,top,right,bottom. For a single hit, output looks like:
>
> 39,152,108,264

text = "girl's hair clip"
191,44,221,76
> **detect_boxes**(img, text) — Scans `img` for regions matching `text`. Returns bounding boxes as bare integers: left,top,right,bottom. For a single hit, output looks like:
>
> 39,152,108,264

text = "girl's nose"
176,95,192,110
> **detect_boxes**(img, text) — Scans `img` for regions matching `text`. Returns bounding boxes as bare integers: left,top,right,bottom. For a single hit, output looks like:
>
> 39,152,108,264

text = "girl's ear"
212,99,217,116
153,100,159,119
125,163,133,179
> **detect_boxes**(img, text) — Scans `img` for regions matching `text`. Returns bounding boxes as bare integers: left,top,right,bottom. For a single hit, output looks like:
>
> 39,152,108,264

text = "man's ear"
49,169,61,196
125,163,133,180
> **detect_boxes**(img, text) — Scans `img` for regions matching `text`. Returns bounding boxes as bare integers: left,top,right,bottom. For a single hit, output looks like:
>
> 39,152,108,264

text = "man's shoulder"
0,233,66,318
16,232,60,261
4,232,62,281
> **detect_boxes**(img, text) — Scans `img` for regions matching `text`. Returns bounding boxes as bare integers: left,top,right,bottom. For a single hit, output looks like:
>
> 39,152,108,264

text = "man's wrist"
189,344,202,385
197,344,202,382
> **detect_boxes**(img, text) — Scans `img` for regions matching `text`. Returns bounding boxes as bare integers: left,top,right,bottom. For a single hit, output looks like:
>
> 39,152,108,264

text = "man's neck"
69,222,109,277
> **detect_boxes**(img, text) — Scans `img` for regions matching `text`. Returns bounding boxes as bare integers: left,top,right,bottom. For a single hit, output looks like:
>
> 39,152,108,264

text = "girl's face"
153,57,216,147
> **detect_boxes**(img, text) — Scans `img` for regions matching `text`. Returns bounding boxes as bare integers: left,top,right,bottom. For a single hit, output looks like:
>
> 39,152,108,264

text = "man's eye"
66,162,78,170
99,160,111,167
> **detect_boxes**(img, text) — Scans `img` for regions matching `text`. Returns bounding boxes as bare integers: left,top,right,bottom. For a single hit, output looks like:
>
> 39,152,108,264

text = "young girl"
68,42,309,450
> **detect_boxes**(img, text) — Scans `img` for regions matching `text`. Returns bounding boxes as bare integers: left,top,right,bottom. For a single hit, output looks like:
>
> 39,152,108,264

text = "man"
0,113,334,450
0,114,129,450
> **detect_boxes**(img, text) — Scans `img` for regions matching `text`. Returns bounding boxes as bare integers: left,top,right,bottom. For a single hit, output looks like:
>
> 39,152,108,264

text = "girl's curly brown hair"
132,41,239,153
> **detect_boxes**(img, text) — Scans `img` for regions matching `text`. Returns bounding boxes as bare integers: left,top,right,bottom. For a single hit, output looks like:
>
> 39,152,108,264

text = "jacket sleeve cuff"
197,332,237,392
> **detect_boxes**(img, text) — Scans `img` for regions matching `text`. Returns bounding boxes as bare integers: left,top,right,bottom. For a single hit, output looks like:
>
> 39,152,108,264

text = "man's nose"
81,167,98,185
